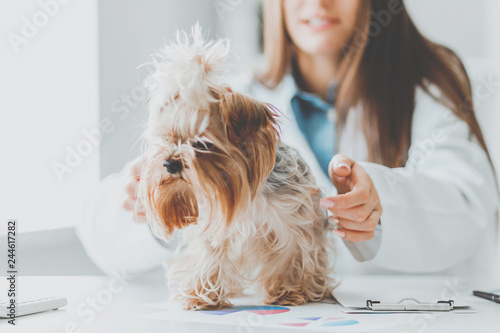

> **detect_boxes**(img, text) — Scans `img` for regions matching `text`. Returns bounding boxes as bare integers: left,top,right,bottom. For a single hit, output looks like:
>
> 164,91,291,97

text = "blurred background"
0,0,499,274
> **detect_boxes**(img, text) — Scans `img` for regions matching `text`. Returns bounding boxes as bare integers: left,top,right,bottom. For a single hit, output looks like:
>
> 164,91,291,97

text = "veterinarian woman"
78,0,499,278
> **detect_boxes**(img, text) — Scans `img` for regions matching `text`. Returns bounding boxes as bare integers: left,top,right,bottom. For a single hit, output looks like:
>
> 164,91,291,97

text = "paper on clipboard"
332,275,473,313
341,299,476,314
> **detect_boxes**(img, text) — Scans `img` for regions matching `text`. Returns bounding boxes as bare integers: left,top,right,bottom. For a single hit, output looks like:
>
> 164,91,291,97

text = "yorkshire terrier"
138,24,334,310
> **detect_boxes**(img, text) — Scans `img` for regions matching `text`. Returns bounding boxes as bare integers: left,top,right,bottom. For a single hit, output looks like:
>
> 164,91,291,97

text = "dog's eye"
192,141,213,150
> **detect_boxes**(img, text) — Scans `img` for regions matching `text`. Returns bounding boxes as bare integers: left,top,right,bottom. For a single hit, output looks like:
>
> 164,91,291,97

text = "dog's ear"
142,176,198,239
219,93,279,197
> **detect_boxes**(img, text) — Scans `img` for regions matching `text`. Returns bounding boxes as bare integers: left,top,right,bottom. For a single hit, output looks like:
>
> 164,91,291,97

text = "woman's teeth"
307,18,330,26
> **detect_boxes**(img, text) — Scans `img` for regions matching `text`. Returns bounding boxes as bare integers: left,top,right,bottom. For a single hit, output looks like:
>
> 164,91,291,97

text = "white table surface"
1,272,499,333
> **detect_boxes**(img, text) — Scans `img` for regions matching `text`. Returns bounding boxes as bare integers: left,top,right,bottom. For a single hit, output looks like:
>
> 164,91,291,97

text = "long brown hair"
258,0,492,168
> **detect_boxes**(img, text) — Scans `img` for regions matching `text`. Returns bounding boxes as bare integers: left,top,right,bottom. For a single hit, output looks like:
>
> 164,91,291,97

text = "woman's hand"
320,154,382,242
122,156,147,223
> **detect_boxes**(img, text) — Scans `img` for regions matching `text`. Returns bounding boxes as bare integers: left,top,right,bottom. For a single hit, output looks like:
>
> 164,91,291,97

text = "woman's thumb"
328,154,354,179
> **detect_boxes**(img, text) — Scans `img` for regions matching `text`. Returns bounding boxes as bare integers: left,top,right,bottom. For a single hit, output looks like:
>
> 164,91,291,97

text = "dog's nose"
163,159,183,174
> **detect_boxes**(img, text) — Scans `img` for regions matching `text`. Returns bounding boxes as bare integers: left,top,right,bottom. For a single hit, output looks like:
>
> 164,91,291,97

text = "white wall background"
216,0,262,73
0,0,99,233
405,0,500,57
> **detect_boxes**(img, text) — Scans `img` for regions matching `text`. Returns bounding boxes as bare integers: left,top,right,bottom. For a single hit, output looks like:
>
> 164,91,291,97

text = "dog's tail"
144,22,231,113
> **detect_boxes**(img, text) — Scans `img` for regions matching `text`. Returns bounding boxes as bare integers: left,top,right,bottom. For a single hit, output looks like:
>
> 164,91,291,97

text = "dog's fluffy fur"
138,24,335,310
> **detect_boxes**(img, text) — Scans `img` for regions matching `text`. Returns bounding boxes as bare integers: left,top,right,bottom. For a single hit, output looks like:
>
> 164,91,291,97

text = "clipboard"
342,298,473,313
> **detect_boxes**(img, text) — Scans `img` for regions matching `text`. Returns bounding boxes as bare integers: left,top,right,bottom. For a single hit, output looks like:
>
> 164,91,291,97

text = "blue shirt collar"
292,78,338,112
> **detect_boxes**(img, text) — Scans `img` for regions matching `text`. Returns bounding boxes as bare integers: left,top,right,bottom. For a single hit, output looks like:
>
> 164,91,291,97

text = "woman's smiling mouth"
302,17,341,31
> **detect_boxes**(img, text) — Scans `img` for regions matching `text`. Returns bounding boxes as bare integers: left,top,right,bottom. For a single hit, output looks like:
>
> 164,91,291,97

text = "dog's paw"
182,298,232,311
265,290,308,306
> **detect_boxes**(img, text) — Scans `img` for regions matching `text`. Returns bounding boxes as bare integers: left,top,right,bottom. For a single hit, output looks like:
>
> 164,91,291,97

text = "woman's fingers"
328,155,370,196
319,178,374,217
328,154,355,179
328,190,378,221
123,197,147,223
132,212,147,223
332,228,375,242
123,156,148,223
322,154,383,242
125,177,138,199
122,197,135,211
123,176,139,210
329,208,381,232
326,182,372,211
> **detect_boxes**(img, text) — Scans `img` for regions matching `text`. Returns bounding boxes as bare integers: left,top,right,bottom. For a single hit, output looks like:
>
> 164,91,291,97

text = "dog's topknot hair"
144,22,231,113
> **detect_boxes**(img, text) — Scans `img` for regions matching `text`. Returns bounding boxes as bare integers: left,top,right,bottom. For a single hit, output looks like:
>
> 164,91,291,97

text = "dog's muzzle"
163,159,183,174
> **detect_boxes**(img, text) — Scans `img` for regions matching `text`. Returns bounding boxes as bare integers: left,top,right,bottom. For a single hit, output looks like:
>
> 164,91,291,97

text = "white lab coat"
77,74,499,278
